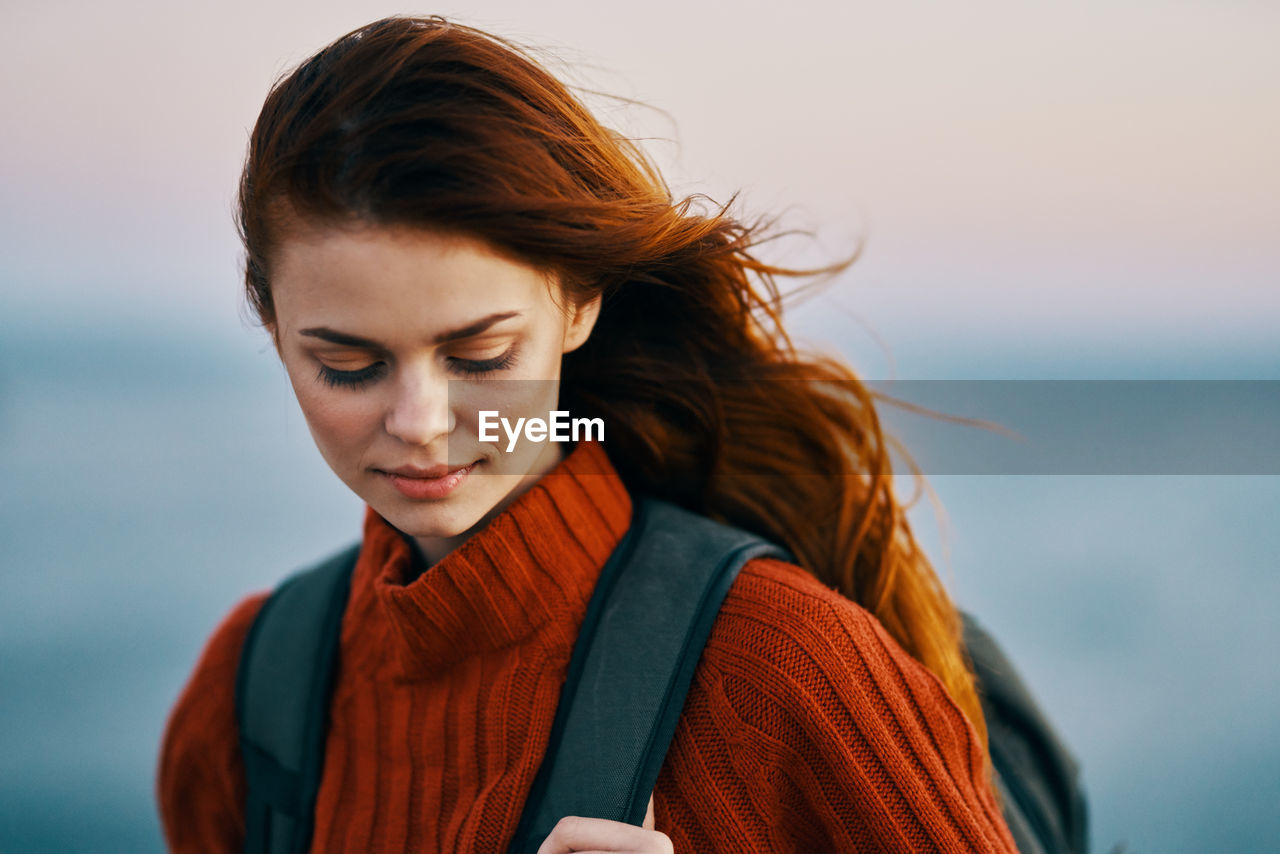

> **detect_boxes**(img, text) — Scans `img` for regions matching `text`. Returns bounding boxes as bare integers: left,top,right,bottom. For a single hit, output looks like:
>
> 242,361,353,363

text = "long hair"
237,15,991,761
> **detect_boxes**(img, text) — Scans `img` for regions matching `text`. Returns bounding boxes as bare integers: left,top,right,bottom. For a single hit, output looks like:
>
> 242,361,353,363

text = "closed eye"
316,362,386,389
449,346,519,378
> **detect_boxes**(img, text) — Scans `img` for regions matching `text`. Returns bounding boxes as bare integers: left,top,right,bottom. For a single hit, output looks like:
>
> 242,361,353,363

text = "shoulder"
704,554,979,745
662,557,1016,850
708,556,981,749
161,591,270,742
709,555,920,692
178,592,271,700
157,591,270,852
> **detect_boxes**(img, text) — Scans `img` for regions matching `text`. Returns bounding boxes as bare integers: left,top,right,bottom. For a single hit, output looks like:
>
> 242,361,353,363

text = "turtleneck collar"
341,440,632,679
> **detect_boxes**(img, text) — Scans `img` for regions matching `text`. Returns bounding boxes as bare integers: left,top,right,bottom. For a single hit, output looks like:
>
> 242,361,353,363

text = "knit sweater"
158,440,1017,852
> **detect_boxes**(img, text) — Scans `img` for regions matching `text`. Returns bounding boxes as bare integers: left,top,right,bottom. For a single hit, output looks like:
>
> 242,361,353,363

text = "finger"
644,793,656,831
536,814,672,854
537,815,646,852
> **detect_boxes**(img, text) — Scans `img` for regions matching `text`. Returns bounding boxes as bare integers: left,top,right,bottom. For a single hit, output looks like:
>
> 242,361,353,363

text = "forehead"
270,224,561,336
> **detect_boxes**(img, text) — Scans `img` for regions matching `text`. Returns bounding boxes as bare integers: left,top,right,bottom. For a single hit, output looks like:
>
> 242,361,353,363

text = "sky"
3,0,1277,371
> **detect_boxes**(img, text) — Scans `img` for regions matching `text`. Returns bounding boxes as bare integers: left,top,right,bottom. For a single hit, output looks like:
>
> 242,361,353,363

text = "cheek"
289,378,382,464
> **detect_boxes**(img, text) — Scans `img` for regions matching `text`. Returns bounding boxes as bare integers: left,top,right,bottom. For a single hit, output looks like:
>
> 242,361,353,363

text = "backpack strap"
962,612,1089,854
235,541,360,854
506,496,791,853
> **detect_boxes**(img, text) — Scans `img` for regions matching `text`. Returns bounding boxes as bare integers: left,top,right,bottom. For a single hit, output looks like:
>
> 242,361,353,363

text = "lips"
384,462,475,479
377,459,481,500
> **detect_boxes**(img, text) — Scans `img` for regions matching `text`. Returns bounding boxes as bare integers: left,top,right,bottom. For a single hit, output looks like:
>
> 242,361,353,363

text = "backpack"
235,495,1088,854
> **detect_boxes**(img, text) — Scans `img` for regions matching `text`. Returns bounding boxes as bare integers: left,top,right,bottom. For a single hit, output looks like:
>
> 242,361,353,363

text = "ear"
562,293,602,354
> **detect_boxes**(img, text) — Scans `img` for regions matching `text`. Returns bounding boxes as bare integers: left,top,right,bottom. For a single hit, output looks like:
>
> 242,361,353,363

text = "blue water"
1,314,1277,852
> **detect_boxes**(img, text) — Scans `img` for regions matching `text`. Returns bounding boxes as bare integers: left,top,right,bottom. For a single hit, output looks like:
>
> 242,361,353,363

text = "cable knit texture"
158,440,1017,852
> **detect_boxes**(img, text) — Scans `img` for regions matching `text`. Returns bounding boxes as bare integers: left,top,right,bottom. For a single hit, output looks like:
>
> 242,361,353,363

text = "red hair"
237,15,992,764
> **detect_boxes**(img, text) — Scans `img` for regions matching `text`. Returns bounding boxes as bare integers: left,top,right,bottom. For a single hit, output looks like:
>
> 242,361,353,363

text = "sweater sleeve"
654,557,1018,853
156,592,269,854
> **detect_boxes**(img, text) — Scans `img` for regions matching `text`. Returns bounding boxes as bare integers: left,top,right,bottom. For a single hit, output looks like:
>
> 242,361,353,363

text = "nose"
383,363,455,446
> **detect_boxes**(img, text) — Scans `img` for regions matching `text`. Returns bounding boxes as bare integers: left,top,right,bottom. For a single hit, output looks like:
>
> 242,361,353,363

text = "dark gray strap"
236,542,360,854
962,613,1089,854
994,771,1048,854
508,497,790,852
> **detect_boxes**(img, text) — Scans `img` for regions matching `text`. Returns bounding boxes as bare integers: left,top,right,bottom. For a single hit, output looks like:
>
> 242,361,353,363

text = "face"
269,223,601,564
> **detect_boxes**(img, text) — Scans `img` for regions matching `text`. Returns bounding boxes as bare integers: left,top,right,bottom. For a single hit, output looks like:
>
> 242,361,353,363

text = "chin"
382,500,491,540
352,464,525,540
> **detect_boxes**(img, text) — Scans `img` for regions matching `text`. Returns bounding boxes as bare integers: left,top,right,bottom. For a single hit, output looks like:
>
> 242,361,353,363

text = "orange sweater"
158,440,1017,852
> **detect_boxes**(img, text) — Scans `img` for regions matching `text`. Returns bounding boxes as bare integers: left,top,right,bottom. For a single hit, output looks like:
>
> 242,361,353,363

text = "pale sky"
3,0,1277,369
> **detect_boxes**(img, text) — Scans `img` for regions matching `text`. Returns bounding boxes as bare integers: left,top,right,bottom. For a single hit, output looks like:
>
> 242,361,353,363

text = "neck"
408,441,570,571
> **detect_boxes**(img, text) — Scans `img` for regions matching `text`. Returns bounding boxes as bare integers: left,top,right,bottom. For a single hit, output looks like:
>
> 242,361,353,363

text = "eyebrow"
299,311,522,348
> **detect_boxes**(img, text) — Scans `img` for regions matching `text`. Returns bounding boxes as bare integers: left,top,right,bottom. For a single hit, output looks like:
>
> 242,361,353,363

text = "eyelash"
315,346,519,389
450,346,519,378
316,362,385,390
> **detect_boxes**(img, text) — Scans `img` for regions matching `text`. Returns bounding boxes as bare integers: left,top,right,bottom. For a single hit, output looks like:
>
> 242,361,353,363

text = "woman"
159,14,1019,853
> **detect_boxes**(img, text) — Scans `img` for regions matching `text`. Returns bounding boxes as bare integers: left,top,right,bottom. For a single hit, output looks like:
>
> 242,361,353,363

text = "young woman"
159,15,1020,853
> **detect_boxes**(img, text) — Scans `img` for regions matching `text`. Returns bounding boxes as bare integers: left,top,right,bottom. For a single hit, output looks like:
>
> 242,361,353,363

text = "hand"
536,793,673,853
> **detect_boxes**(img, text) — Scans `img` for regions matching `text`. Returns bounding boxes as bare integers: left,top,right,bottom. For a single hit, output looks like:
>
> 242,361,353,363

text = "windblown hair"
237,16,991,762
